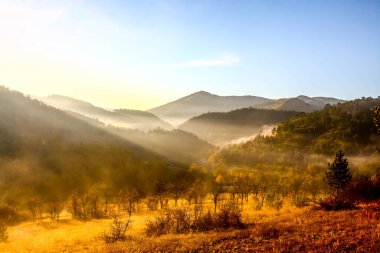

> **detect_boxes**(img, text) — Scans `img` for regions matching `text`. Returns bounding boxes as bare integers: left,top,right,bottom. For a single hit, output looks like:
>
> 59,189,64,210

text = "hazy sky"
1,0,379,110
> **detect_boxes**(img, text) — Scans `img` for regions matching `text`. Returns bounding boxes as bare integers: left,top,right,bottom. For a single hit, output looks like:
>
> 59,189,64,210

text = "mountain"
297,95,345,110
39,95,172,131
215,98,380,165
0,86,213,203
148,91,273,125
0,86,171,201
254,97,317,112
0,89,129,146
268,97,380,154
178,107,299,145
38,97,214,163
210,97,380,172
108,127,214,163
148,91,344,125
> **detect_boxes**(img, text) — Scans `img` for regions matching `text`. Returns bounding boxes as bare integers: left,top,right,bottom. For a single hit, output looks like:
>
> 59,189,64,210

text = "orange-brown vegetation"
1,202,380,252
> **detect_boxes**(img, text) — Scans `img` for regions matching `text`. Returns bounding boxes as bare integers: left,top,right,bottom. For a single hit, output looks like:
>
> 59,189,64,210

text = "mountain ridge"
178,107,300,145
39,95,173,131
148,91,345,125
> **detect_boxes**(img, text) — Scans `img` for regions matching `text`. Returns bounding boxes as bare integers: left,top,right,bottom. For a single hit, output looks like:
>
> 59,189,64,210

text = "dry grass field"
1,200,380,253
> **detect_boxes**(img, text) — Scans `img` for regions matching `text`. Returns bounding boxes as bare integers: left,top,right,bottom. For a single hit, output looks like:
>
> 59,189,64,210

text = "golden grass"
1,200,380,252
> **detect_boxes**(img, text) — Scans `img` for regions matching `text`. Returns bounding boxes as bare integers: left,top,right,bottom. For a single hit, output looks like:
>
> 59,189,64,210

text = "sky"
0,0,379,110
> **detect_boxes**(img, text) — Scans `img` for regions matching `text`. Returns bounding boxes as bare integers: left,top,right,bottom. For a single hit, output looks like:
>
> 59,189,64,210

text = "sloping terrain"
148,91,273,125
179,107,299,145
0,87,208,204
254,97,317,112
40,95,172,131
297,95,345,110
213,97,380,169
148,91,344,125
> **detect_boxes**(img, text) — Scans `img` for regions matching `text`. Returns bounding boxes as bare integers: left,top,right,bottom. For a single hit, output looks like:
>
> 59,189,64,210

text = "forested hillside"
212,97,380,168
179,107,299,145
0,87,197,205
40,95,173,131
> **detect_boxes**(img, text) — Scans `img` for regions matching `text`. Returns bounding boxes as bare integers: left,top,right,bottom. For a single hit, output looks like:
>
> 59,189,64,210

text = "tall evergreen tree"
324,150,352,196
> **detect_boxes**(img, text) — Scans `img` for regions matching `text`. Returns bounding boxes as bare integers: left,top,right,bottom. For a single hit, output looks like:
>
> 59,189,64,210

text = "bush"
101,215,131,243
319,197,356,211
213,202,245,230
341,176,379,203
145,203,246,236
0,223,7,242
171,208,191,233
145,208,191,236
0,204,24,225
192,211,214,232
292,194,309,207
266,191,283,211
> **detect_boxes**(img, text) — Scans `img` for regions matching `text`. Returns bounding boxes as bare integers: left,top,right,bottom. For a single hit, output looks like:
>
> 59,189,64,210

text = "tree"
116,187,139,216
210,175,225,213
169,170,192,207
371,106,380,153
371,106,380,134
26,199,41,223
324,150,352,196
0,223,7,242
153,180,167,210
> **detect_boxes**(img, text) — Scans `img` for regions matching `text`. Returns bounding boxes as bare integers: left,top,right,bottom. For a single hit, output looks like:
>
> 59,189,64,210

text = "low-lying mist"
223,124,276,146
178,107,299,145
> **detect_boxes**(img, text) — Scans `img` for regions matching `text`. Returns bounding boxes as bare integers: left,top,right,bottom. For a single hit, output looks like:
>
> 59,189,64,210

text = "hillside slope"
179,108,299,145
148,91,344,125
0,87,212,204
255,97,318,112
213,97,380,168
40,95,172,131
148,91,273,125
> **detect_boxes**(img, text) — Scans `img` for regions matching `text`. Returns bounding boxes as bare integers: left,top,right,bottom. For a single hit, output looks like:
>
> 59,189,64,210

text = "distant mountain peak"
297,95,311,99
148,91,273,125
193,90,212,95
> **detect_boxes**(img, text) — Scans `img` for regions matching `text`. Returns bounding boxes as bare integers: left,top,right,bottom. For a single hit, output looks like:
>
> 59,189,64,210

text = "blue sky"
0,0,379,109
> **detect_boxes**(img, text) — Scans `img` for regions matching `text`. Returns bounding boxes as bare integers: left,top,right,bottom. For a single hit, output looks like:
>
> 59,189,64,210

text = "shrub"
171,208,191,234
145,203,246,236
192,211,214,232
319,197,356,211
292,194,309,207
0,223,7,242
0,203,24,225
341,176,379,203
101,215,131,243
145,209,190,236
213,202,245,230
145,212,171,237
266,191,283,211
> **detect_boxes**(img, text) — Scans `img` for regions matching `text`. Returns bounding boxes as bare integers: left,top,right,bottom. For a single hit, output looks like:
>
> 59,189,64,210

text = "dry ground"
1,203,380,252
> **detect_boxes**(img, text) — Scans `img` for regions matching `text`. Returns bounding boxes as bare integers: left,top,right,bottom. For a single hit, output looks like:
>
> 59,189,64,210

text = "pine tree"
324,150,352,196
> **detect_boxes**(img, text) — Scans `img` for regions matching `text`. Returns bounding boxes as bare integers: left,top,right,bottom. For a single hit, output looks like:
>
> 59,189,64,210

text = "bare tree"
210,175,225,213
118,188,139,217
153,180,167,210
46,200,63,221
255,177,270,210
26,199,41,223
